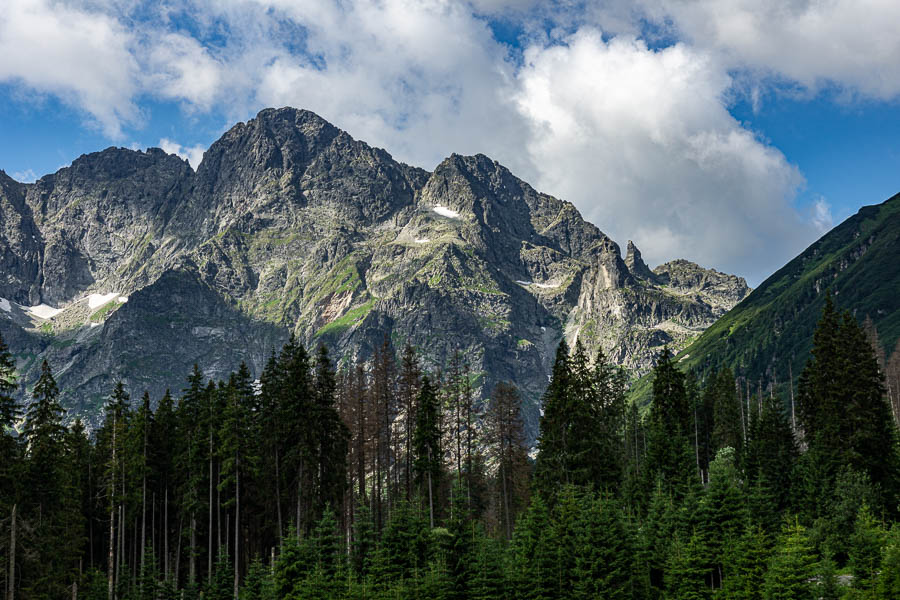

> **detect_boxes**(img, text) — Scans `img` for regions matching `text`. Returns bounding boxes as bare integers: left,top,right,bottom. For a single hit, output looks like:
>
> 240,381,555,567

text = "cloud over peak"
2,0,897,284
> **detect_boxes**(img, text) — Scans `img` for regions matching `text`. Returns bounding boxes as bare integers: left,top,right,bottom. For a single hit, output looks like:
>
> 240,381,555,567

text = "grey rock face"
0,108,750,436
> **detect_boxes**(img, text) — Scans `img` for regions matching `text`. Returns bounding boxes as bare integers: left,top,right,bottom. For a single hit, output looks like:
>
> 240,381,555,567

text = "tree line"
1,293,900,599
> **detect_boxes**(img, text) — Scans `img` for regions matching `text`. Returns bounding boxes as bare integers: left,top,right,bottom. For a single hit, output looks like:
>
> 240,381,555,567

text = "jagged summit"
624,240,657,282
0,107,750,435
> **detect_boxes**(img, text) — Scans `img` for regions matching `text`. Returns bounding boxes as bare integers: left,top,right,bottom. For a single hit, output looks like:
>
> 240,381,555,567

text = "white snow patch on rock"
414,238,431,244
118,296,128,303
90,322,101,328
0,298,10,313
88,292,119,309
28,304,63,319
516,280,556,289
432,205,460,219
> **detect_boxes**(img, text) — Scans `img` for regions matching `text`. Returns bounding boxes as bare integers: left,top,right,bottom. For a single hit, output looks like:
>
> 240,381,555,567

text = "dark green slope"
676,191,900,384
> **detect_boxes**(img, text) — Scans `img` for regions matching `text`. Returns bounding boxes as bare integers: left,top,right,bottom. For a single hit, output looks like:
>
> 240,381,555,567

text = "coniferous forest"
3,295,900,599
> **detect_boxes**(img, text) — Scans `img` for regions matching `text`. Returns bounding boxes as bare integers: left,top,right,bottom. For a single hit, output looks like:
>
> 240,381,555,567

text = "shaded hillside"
676,191,900,386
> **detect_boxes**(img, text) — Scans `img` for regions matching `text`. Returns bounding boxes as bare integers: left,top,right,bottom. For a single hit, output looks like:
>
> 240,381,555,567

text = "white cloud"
514,30,811,282
0,0,140,137
1,0,895,284
643,0,900,100
812,196,834,233
144,32,224,110
158,138,206,169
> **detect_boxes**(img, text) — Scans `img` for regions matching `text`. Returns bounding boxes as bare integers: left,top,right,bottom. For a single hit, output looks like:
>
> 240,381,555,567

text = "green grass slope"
668,191,900,390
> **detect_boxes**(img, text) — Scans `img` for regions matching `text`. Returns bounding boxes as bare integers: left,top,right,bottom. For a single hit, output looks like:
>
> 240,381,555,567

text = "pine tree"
351,503,376,581
178,364,208,587
218,362,256,596
710,368,743,460
720,524,770,600
744,394,797,518
21,360,81,598
550,485,581,598
848,503,884,593
486,381,529,540
535,342,627,496
0,331,18,488
312,346,350,527
509,494,554,600
796,294,899,515
413,376,441,528
534,341,572,496
666,530,712,600
645,347,695,496
642,480,677,592
242,557,276,600
445,480,474,600
469,533,504,600
704,447,747,586
877,523,900,599
816,552,841,600
763,519,815,600
574,493,635,600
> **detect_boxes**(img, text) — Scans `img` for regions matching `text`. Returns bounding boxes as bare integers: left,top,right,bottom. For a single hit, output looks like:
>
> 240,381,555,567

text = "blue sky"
1,0,898,286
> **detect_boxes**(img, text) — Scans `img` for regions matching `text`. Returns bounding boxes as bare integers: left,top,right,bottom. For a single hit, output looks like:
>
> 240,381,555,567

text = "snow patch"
432,205,460,219
414,238,431,244
90,322,101,328
87,292,119,309
27,304,63,319
516,280,556,289
0,298,10,313
118,296,128,303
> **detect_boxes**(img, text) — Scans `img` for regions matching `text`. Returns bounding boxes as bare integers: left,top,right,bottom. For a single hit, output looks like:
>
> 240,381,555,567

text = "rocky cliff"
0,108,750,434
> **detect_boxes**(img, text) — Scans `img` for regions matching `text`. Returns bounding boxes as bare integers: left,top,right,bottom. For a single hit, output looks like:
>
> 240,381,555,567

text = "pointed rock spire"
624,240,656,281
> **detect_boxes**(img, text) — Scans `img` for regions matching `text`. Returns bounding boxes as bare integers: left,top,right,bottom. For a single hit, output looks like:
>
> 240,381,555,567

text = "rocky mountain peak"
624,240,657,282
0,106,752,437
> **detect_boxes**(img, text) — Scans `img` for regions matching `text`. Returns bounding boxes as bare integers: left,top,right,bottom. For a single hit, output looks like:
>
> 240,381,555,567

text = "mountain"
674,191,900,388
0,107,749,434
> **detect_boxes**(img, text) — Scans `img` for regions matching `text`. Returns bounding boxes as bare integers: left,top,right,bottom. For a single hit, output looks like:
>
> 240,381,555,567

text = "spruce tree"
534,341,572,496
797,294,899,515
469,533,504,600
720,524,770,600
666,531,712,600
0,331,18,487
645,347,695,496
413,376,441,528
848,503,884,593
574,493,634,600
877,523,900,599
509,494,554,600
762,519,816,600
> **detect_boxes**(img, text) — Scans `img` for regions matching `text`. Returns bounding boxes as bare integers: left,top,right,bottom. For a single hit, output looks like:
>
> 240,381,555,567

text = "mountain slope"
676,191,900,385
0,107,749,434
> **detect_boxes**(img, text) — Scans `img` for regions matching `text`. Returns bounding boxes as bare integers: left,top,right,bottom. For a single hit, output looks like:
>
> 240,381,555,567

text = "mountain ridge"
0,107,750,434
673,190,900,391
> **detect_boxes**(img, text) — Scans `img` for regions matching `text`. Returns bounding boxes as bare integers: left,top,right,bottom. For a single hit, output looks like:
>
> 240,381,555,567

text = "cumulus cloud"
1,0,895,284
0,0,140,137
514,30,810,281
642,0,900,100
158,138,206,169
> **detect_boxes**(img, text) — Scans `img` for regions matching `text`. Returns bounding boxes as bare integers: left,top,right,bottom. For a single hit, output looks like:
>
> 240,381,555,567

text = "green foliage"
674,192,900,400
763,519,816,600
534,342,627,497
